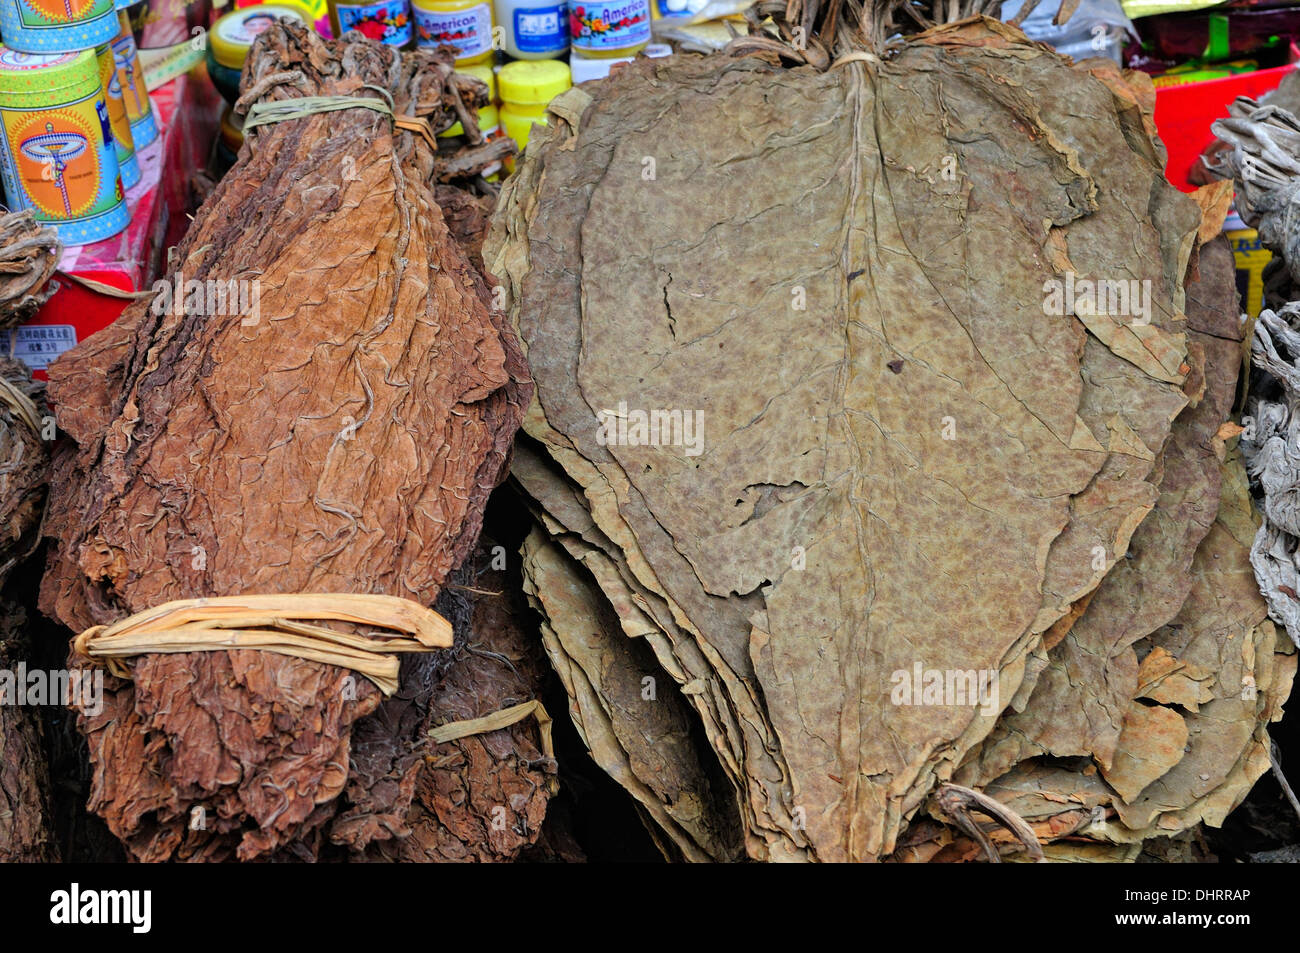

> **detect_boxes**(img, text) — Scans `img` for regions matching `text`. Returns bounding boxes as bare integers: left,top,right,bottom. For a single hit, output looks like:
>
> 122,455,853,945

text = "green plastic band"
242,85,396,132
1205,14,1230,62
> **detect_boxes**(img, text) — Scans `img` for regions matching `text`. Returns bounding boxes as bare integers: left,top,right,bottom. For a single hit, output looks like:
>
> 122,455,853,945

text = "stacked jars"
0,0,139,242
112,2,156,154
488,0,653,165
496,58,567,172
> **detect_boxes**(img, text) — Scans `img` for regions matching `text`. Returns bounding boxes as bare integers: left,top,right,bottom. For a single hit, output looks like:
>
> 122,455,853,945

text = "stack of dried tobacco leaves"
0,214,58,862
38,21,542,862
0,210,59,331
0,355,46,584
0,605,57,862
0,209,56,585
488,0,1293,861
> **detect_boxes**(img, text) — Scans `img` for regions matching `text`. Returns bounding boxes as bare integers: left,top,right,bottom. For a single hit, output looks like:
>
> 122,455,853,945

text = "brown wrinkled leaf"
0,356,46,586
1136,645,1216,711
1100,702,1188,803
0,210,60,331
0,605,57,862
1192,180,1235,245
39,23,531,862
357,540,554,862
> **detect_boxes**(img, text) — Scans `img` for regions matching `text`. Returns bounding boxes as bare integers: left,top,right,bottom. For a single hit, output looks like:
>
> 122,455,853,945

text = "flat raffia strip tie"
243,88,439,151
429,699,558,791
73,593,453,696
430,699,553,752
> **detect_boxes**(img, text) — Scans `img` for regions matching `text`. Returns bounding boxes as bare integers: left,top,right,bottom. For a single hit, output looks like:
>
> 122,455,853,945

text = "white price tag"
1,324,77,370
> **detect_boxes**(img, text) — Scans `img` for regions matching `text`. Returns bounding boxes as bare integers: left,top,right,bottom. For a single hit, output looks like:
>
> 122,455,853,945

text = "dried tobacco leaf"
0,604,57,862
39,22,531,862
489,16,1230,861
435,185,495,276
0,355,47,585
909,237,1296,857
0,210,59,331
357,539,554,862
958,236,1245,787
520,520,744,861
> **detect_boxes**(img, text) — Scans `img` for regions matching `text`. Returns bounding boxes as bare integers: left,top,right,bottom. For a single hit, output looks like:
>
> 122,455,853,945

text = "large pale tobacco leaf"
959,236,1244,788
489,19,1203,860
925,238,1295,856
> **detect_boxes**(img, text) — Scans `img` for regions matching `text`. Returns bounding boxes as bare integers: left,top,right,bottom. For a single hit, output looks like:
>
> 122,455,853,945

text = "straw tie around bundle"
242,88,440,152
73,593,454,696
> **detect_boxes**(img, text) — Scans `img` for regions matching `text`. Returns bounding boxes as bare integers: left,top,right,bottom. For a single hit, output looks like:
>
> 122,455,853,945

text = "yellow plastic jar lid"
209,3,314,70
497,59,570,105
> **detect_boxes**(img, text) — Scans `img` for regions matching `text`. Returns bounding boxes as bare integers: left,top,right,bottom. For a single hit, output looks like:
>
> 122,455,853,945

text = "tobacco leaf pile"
0,209,59,330
916,234,1294,861
357,536,555,862
38,22,537,862
488,10,1294,861
0,355,46,584
0,605,57,861
0,201,58,866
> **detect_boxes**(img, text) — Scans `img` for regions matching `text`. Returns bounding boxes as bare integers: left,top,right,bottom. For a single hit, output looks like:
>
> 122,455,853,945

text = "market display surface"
0,0,1299,865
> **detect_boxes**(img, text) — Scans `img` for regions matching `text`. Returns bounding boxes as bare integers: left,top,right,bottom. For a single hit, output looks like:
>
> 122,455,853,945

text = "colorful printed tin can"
94,40,138,189
0,0,119,54
0,47,128,245
329,0,411,46
111,8,155,148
